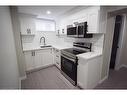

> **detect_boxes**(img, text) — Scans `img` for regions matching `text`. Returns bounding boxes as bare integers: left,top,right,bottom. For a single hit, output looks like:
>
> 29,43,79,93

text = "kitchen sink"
40,45,52,48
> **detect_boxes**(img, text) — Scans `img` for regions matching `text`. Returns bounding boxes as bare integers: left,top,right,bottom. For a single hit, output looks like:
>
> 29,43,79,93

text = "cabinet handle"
31,51,35,56
50,49,52,54
56,55,59,58
31,52,33,56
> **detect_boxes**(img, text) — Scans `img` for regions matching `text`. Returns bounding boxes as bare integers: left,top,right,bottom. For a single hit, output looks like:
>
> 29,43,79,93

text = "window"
35,19,55,32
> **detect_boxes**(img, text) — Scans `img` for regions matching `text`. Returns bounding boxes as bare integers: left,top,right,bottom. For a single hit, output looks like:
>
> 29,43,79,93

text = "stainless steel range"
61,42,92,85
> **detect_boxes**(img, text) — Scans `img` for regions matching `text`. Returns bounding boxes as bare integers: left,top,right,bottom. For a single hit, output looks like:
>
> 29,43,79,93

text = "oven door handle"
61,54,76,63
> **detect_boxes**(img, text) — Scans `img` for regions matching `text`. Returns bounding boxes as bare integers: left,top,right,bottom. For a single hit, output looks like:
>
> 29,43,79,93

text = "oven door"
61,54,77,85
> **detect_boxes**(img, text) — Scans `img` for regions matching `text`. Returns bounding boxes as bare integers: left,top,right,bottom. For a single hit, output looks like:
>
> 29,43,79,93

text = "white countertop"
23,47,53,52
23,45,73,52
52,45,73,50
77,51,102,60
23,45,102,60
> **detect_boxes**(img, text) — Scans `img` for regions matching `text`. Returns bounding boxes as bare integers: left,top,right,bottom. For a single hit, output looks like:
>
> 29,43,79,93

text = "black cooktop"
63,48,87,55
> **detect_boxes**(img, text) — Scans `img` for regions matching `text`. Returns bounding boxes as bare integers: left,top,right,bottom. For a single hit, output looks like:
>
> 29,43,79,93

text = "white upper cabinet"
19,13,36,35
55,19,68,35
87,9,100,34
56,7,105,34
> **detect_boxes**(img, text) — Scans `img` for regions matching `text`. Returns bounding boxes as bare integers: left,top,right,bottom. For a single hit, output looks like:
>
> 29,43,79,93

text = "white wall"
119,14,127,67
10,7,26,79
0,7,19,89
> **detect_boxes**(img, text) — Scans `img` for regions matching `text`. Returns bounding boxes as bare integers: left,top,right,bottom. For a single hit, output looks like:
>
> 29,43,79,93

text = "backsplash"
22,31,104,53
22,31,73,49
64,34,104,53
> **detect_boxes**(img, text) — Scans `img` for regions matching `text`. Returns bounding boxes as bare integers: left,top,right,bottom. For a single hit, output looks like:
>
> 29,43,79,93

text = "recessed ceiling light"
46,11,51,14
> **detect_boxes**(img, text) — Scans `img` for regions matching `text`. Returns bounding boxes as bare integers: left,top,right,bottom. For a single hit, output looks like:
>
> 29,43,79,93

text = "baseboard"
20,75,27,80
55,64,61,69
116,64,127,70
18,75,27,89
121,64,127,68
99,75,108,84
115,65,122,70
19,78,21,89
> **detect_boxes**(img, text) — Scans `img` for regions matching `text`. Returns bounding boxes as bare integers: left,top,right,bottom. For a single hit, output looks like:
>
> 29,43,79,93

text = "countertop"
23,45,73,52
23,45,102,60
77,51,102,60
52,45,73,50
23,47,53,52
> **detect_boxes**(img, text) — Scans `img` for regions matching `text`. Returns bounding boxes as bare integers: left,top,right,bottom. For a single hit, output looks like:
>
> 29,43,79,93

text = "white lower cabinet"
34,50,44,69
42,49,53,66
24,48,53,71
24,51,35,71
53,48,61,69
77,56,102,89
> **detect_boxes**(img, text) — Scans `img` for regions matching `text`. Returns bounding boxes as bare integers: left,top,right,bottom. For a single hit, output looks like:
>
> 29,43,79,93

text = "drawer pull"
56,55,59,58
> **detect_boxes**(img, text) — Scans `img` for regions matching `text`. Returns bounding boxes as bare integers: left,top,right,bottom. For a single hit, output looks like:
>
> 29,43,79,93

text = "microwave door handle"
62,54,76,63
77,26,79,37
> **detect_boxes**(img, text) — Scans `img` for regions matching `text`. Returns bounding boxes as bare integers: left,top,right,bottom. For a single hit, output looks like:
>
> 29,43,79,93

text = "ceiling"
18,6,78,20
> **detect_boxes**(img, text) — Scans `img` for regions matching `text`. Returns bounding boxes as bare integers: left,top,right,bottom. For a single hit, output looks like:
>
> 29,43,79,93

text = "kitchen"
16,6,104,89
2,6,127,89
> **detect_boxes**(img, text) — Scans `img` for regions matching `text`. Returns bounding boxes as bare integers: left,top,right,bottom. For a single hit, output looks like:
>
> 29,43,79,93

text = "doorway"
109,15,123,69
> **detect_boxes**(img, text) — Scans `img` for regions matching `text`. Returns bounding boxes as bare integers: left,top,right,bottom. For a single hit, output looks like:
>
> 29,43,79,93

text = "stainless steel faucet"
40,36,46,45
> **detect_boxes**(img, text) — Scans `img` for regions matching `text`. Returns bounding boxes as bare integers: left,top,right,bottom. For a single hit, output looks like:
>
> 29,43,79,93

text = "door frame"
115,14,127,70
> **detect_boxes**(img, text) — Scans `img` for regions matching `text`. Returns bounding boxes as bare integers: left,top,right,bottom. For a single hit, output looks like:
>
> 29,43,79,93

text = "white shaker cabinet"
24,51,35,71
77,55,102,89
57,21,67,35
87,9,100,34
53,48,61,69
19,13,36,35
42,49,53,66
34,50,44,69
34,49,53,69
24,48,53,71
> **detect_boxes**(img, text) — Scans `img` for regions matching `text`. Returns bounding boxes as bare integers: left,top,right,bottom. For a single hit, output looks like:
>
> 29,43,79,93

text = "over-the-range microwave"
67,22,93,38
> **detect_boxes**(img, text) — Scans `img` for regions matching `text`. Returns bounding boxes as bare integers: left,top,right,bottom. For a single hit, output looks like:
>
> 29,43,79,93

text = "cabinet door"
77,58,88,89
43,49,53,66
87,10,99,33
24,51,34,71
34,50,44,69
87,56,102,88
58,20,69,35
34,49,53,69
19,16,28,35
27,18,36,34
19,15,36,35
